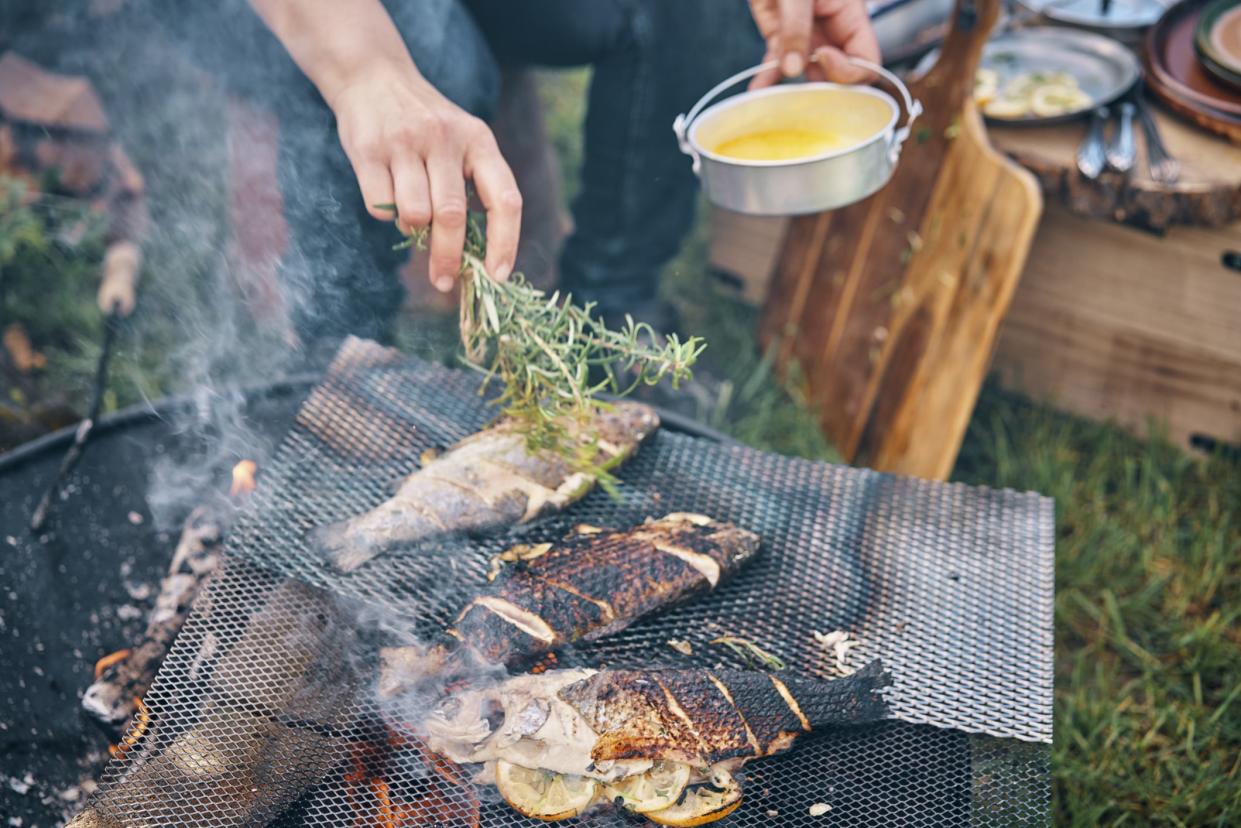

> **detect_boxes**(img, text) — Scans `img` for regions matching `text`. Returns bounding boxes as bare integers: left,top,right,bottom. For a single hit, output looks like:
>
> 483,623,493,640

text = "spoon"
1076,106,1109,179
1105,102,1137,175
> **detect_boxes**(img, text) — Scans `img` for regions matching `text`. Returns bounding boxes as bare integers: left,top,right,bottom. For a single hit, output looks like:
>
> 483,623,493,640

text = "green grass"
958,392,1240,825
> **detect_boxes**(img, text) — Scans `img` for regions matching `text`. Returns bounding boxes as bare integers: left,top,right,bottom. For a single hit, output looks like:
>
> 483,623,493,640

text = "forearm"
248,0,424,107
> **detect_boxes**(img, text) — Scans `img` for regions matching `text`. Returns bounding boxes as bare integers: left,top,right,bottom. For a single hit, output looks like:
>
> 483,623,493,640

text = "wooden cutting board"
758,0,1042,480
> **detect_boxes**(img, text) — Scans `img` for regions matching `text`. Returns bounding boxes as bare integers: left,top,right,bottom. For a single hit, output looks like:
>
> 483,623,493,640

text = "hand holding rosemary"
382,206,706,475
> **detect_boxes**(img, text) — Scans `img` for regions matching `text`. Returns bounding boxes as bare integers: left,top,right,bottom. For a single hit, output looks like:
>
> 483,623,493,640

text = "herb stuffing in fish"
312,401,659,572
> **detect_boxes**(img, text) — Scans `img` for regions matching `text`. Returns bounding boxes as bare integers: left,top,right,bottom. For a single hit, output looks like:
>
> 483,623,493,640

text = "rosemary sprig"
383,208,705,471
710,635,787,671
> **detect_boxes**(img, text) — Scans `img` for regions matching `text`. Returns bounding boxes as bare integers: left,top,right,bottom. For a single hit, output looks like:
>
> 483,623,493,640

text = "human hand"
747,0,881,89
329,63,522,292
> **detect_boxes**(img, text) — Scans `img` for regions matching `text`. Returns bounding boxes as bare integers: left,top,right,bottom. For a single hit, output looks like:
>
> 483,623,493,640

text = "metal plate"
74,337,1055,828
917,26,1143,123
1018,0,1170,31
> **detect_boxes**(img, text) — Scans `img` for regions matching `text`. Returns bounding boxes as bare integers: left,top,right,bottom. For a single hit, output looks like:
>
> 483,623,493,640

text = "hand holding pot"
747,0,880,88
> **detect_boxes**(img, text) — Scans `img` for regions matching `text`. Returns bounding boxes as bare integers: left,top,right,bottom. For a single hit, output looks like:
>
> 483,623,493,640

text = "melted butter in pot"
712,128,852,161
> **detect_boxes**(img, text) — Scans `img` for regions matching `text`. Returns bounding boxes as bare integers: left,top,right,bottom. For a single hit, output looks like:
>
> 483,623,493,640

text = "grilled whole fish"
424,663,890,821
378,513,760,696
314,401,660,572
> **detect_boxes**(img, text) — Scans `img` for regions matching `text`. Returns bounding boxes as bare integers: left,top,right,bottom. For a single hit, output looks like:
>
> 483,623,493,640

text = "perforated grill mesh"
80,337,1053,827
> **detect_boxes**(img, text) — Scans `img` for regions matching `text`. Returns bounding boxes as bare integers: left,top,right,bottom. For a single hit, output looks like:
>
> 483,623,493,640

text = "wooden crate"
708,204,1241,453
990,203,1241,451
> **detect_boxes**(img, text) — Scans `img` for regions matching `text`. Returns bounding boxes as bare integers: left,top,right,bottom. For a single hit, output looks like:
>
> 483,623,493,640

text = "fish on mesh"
377,513,761,696
311,401,660,572
423,661,892,823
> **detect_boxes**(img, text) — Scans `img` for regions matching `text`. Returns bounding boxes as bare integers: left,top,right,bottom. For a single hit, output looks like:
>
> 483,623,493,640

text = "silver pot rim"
674,58,922,176
686,82,900,169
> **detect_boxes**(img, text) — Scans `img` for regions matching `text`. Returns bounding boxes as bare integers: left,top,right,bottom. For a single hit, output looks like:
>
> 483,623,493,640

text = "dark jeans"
152,0,762,346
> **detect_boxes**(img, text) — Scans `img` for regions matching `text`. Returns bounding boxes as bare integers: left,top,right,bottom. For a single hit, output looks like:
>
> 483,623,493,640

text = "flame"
343,735,480,827
230,459,258,497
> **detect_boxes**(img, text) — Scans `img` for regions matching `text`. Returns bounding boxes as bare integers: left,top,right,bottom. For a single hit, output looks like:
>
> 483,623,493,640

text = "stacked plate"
1146,0,1241,139
1196,0,1241,87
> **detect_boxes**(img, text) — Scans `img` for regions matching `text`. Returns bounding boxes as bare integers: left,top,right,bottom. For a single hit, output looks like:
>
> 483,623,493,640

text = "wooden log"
989,106,1241,232
82,507,222,726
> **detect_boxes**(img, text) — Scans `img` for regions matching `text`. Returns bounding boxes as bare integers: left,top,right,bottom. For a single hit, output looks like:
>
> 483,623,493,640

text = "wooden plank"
707,210,786,304
994,298,1241,449
1003,208,1240,360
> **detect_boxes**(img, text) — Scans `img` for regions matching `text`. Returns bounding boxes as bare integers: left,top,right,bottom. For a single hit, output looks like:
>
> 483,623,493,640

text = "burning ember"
93,648,131,679
342,732,481,828
107,696,149,760
230,459,258,497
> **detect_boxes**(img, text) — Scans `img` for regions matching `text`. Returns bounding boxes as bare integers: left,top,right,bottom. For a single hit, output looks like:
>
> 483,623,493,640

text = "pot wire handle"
674,60,778,174
842,57,924,162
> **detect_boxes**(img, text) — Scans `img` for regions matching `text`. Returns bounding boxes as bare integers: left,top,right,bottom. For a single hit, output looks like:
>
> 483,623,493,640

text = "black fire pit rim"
0,377,735,475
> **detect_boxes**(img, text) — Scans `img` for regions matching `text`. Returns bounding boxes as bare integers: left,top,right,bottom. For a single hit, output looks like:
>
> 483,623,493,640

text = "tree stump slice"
988,104,1241,231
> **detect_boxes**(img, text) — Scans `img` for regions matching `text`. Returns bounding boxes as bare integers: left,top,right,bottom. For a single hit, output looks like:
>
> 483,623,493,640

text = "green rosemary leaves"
385,209,705,471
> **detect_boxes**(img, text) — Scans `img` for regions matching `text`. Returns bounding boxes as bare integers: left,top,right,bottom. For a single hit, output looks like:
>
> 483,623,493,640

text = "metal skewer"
29,309,121,532
29,241,140,533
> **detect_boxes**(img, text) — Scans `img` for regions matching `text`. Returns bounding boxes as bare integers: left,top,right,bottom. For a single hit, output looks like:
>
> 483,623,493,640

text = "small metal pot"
674,58,922,216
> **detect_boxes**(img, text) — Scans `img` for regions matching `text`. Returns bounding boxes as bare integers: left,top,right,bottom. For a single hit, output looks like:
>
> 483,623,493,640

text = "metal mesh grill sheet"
84,337,1054,827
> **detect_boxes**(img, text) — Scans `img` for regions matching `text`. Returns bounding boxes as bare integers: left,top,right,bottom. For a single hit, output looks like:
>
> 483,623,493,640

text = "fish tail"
791,659,893,730
309,520,378,573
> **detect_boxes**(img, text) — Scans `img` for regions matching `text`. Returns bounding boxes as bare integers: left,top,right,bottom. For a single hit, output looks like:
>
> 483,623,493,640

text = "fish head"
425,687,499,749
594,402,660,449
650,513,763,578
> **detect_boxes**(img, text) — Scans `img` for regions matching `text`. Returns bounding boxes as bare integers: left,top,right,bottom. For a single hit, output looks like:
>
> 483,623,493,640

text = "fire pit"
0,379,312,825
10,337,1054,826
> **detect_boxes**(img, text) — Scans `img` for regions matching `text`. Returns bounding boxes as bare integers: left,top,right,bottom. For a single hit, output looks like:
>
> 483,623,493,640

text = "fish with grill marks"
424,662,891,822
313,401,659,572
378,513,760,696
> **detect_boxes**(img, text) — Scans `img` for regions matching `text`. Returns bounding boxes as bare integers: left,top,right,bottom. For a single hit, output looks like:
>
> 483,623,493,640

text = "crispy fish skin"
459,514,760,662
315,402,660,572
377,514,760,695
559,661,892,766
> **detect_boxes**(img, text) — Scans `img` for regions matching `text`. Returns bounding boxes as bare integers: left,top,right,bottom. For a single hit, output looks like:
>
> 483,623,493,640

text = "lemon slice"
1030,84,1091,117
646,773,743,827
983,97,1031,120
605,761,692,814
974,68,999,107
495,760,599,821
